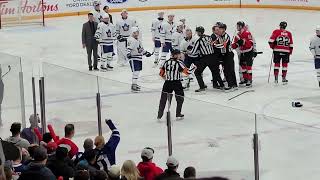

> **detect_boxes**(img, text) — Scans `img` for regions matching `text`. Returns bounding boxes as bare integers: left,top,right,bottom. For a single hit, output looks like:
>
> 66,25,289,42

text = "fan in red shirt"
137,147,163,180
57,124,79,159
232,21,255,87
268,21,293,84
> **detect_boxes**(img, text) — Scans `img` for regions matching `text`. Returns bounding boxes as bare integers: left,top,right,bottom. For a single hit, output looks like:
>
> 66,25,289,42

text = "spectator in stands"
11,148,27,177
6,122,30,150
95,170,108,180
74,170,90,180
103,6,113,23
25,144,39,162
121,160,141,180
95,119,120,171
18,146,55,180
155,156,181,180
184,166,196,179
75,138,94,165
107,165,121,180
76,149,99,179
21,114,41,144
137,147,163,180
57,124,78,159
47,146,75,180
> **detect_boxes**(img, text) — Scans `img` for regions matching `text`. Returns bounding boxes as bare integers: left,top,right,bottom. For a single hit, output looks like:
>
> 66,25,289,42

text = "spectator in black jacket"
18,146,55,180
155,156,181,180
47,146,75,180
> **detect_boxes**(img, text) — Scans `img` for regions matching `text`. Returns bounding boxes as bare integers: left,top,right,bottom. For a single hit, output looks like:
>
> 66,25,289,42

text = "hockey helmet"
280,21,287,29
316,25,320,31
131,27,139,34
195,26,205,34
218,23,227,30
102,13,109,19
237,21,245,28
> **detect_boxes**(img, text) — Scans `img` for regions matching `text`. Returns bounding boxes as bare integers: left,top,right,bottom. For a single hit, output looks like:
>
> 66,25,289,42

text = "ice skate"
176,114,184,121
195,88,206,93
100,66,108,72
239,80,246,87
107,64,114,71
131,84,140,93
93,67,99,71
282,77,288,85
274,76,279,84
246,80,252,88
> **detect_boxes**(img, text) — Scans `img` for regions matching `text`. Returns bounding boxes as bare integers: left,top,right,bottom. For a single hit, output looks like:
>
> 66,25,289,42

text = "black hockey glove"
117,35,126,42
253,51,258,58
237,39,244,46
144,51,152,57
187,45,193,51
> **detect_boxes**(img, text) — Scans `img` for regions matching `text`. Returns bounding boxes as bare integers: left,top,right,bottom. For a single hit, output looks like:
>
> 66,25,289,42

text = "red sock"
282,62,288,78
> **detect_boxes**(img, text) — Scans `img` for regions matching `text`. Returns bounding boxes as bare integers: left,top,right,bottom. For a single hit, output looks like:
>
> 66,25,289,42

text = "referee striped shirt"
190,35,215,56
159,58,189,81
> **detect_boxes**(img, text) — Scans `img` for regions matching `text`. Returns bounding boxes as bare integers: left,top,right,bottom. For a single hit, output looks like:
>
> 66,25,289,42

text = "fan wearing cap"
157,13,176,66
116,9,139,66
172,22,184,51
309,26,320,87
137,147,163,180
151,11,165,66
268,21,293,85
126,27,152,92
158,49,195,121
95,13,116,71
91,1,103,23
155,156,181,180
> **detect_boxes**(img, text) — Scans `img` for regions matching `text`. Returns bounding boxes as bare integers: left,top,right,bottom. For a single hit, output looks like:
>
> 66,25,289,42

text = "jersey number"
277,36,290,47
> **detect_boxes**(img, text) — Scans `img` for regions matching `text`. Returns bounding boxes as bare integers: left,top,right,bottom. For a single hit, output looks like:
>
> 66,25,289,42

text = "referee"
157,49,190,121
191,26,223,92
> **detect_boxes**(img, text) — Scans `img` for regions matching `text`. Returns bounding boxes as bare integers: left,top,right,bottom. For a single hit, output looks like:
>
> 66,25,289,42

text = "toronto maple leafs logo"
122,23,130,31
106,29,112,37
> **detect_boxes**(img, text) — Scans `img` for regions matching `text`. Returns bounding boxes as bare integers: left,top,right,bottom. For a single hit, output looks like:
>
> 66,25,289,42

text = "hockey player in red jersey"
268,21,293,84
232,21,255,87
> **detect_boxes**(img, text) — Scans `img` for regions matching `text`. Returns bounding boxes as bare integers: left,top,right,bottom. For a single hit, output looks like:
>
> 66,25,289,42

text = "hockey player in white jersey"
172,22,184,50
116,9,138,66
309,26,320,87
95,14,116,71
151,11,165,66
158,13,176,66
180,28,198,89
127,27,152,92
91,1,103,23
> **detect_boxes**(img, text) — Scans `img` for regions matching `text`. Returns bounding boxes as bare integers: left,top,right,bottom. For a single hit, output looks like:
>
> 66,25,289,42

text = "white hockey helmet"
131,27,139,34
102,13,109,19
316,26,320,31
176,21,183,27
167,13,175,17
121,9,128,13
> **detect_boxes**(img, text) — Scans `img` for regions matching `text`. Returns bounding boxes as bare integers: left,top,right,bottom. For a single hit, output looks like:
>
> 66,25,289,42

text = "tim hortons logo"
0,0,58,15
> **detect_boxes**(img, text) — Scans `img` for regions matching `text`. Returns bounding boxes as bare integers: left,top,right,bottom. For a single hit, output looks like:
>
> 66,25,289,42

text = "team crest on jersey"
137,45,143,53
106,29,112,37
122,23,130,31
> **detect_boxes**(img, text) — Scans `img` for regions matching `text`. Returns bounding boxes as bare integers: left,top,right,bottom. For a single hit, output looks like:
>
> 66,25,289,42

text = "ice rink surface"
1,8,320,180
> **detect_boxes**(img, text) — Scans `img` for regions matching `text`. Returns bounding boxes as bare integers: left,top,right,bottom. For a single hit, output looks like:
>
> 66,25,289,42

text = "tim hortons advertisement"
0,0,58,16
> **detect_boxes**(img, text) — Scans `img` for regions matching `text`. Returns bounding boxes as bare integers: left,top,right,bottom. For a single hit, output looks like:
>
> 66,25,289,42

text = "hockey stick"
228,89,254,101
1,65,11,78
267,53,273,83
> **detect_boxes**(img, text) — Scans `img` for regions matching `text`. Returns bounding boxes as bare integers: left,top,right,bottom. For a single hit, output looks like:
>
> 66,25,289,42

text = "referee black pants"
222,52,237,87
195,54,223,89
158,80,184,119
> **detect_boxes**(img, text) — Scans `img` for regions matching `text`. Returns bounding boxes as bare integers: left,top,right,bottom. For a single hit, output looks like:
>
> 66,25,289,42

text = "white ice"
0,8,320,180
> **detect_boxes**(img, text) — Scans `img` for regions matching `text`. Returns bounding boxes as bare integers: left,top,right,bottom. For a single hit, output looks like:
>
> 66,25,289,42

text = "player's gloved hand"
144,51,152,57
117,35,126,42
187,45,193,51
127,54,132,59
237,39,244,46
253,51,258,58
